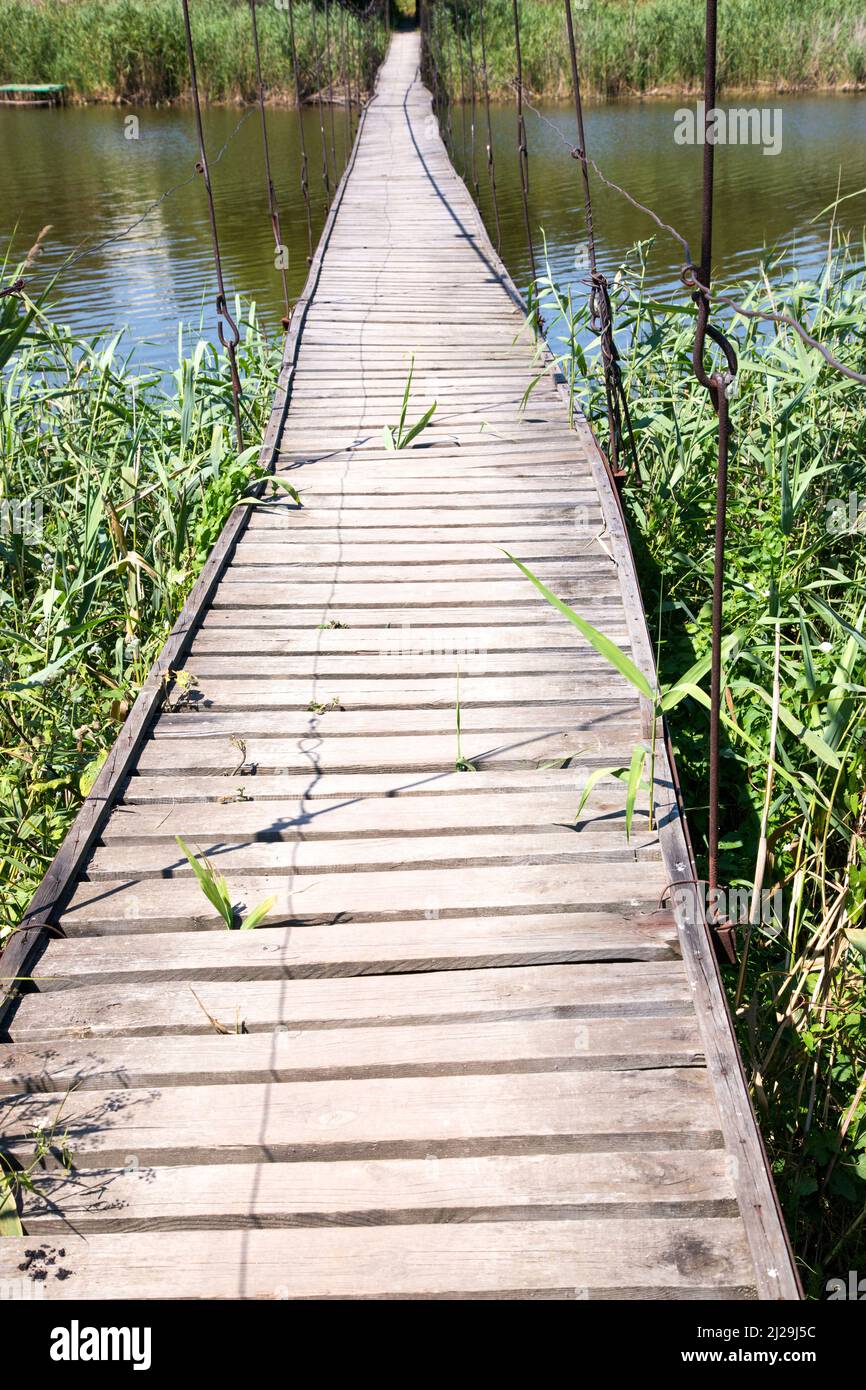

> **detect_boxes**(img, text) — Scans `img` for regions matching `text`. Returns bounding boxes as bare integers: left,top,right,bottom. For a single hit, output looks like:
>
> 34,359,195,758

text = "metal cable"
478,0,502,254
180,0,244,452
563,0,637,484
324,0,339,181
248,0,291,328
286,0,314,263
310,0,332,205
511,0,538,290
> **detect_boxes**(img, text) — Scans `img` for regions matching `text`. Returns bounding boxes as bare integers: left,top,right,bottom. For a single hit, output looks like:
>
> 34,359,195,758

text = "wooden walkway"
0,32,798,1300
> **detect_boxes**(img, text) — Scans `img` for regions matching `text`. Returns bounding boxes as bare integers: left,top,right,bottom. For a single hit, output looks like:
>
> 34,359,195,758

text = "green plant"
175,836,275,930
382,356,437,451
454,669,477,771
0,1091,75,1237
0,290,279,945
526,229,866,1288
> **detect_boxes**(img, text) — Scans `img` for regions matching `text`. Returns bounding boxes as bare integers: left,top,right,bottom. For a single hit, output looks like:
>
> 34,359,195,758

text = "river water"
2,92,864,369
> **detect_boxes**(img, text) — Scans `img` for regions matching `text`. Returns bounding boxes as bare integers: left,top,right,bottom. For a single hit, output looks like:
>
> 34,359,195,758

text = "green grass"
430,0,866,98
0,0,387,103
532,230,866,1290
0,241,280,941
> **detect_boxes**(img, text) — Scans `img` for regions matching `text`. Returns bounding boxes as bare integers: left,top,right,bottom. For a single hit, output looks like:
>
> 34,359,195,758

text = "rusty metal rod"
286,0,314,262
180,0,243,452
248,0,291,328
478,0,502,253
511,0,537,290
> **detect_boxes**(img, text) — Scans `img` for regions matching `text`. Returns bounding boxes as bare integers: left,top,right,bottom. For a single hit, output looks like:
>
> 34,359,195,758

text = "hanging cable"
456,6,469,179
324,0,338,180
685,0,739,960
248,0,291,328
180,0,243,451
286,0,314,263
511,0,537,291
466,6,480,206
563,0,637,484
478,0,502,253
310,0,332,205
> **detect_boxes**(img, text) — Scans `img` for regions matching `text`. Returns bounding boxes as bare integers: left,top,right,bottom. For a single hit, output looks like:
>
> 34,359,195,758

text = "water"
2,93,864,370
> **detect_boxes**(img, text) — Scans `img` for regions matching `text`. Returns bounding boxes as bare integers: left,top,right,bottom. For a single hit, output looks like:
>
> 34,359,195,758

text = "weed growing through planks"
0,1092,75,1237
454,670,477,772
382,356,437,451
307,696,344,714
175,837,275,930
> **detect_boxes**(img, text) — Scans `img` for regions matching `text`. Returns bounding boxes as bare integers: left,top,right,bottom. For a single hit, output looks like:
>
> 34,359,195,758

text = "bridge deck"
0,32,797,1300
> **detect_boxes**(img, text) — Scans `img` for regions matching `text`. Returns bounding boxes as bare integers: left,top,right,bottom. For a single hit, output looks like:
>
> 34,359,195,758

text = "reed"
533,230,866,1288
431,0,866,99
0,253,279,940
0,0,386,104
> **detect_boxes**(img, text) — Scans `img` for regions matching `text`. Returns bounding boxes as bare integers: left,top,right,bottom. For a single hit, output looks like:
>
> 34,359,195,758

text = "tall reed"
534,232,866,1289
430,0,866,99
0,0,386,104
0,263,279,939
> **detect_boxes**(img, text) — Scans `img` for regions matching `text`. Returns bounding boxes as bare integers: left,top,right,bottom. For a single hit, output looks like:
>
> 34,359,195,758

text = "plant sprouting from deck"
454,669,477,772
382,355,437,450
0,1090,75,1237
175,837,275,930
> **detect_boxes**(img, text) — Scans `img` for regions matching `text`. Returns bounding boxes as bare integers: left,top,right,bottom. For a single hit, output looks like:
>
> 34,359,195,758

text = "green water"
2,92,864,368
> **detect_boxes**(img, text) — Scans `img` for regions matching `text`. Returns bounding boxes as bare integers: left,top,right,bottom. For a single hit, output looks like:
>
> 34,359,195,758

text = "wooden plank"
0,1219,755,1298
132,730,642,774
8,961,689,1038
98,789,649,839
152,706,640,736
21,1148,734,1232
154,675,631,710
54,862,665,932
27,913,678,990
186,631,631,659
1,1013,698,1092
1,1069,722,1163
85,829,661,882
197,603,623,627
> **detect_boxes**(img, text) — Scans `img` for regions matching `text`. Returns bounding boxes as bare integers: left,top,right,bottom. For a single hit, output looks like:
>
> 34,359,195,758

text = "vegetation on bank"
432,0,866,98
532,232,866,1290
2,0,865,102
0,241,280,941
0,0,386,104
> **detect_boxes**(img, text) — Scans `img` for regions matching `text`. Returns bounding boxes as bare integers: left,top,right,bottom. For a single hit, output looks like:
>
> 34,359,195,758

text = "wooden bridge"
0,31,798,1300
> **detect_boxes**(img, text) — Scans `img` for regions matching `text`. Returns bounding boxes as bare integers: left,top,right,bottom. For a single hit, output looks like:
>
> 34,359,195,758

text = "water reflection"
2,93,864,369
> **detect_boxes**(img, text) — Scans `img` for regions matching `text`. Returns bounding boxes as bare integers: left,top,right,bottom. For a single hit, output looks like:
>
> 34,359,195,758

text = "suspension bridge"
0,22,799,1300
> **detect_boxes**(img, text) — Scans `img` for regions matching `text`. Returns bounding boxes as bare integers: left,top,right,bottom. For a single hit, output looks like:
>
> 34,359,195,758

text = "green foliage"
430,0,866,99
0,0,387,103
534,230,866,1289
382,356,437,450
0,282,279,941
175,836,276,929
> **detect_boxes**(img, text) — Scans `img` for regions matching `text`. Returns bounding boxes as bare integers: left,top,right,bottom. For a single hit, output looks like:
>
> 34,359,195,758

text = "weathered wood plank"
27,914,678,991
54,861,666,932
8,961,689,1038
0,1219,755,1298
22,1149,733,1232
99,790,649,839
1,1013,697,1092
2,1070,722,1164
